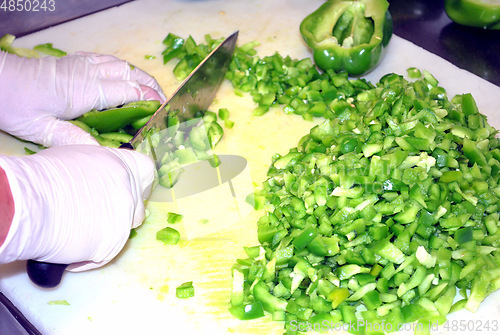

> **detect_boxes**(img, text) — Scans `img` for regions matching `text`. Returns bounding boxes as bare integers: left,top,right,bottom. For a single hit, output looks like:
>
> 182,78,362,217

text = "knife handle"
26,260,69,288
119,142,134,150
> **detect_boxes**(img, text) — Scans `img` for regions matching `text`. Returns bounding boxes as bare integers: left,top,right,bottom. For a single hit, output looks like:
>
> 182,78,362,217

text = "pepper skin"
300,0,393,76
445,0,500,30
76,100,160,133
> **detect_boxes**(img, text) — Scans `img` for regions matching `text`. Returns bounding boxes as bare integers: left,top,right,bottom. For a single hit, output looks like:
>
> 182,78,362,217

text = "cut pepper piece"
176,281,195,299
77,100,161,133
228,302,265,320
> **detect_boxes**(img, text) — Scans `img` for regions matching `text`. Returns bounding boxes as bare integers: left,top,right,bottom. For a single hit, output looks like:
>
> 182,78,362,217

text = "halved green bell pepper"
300,0,393,76
445,0,500,30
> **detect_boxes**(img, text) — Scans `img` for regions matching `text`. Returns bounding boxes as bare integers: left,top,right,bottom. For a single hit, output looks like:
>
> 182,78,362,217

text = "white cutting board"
1,1,500,334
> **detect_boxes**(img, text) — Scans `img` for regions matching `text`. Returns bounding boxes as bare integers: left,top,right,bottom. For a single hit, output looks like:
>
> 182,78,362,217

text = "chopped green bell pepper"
253,281,288,313
33,43,67,57
167,212,183,224
218,27,500,331
300,0,393,76
445,0,500,30
229,302,265,320
0,34,67,58
175,281,195,299
0,34,39,58
77,100,161,133
156,227,180,245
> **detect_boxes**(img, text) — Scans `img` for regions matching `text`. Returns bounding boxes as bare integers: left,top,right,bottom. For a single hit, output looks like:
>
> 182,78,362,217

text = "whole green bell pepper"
300,0,393,76
444,0,500,30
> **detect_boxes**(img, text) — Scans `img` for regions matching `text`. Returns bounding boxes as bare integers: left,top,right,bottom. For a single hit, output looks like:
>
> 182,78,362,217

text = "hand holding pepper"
0,51,166,147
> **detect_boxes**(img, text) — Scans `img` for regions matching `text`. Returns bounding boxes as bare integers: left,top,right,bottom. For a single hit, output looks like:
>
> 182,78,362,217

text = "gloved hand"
0,145,155,272
0,51,166,147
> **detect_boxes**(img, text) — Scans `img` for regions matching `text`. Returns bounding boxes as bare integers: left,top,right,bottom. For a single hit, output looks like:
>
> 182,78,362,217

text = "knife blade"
121,31,238,162
27,31,239,288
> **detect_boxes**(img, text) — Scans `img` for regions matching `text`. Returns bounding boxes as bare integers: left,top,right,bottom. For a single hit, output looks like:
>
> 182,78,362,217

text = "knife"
27,31,239,288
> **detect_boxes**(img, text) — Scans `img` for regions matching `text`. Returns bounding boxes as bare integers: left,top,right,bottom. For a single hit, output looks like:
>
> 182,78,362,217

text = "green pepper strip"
253,281,287,313
33,43,67,57
77,100,161,133
0,34,39,58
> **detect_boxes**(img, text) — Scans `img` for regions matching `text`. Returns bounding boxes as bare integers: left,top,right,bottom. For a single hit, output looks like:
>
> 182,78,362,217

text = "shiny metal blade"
128,31,238,153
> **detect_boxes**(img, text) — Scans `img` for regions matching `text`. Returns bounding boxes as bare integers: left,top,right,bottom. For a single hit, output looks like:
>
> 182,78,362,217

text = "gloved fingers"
43,118,100,147
66,242,125,272
108,148,155,228
92,78,141,110
139,84,164,101
95,78,165,111
67,233,130,273
129,67,166,102
94,56,134,81
76,51,166,102
110,147,155,199
2,116,99,148
40,145,149,270
56,52,165,113
70,148,155,269
74,51,121,65
67,257,127,272
129,151,156,199
67,261,102,272
61,52,129,80
97,60,166,103
0,143,152,269
132,202,146,229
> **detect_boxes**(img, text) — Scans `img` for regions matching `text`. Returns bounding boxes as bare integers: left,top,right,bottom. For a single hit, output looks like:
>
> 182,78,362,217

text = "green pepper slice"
229,302,265,320
445,0,500,30
0,34,39,58
300,0,393,76
76,100,161,133
33,43,67,57
156,227,180,245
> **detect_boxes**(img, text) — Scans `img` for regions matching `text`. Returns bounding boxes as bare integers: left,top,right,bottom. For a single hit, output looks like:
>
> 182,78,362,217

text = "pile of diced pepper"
161,33,500,334
233,68,500,333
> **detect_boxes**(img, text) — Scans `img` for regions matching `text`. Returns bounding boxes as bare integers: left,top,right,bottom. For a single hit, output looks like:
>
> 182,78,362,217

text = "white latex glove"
0,145,154,272
0,51,166,147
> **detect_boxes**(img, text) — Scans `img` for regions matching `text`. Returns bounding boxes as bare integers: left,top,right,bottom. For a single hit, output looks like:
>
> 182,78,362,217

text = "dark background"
388,0,500,87
0,0,133,37
0,0,499,86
